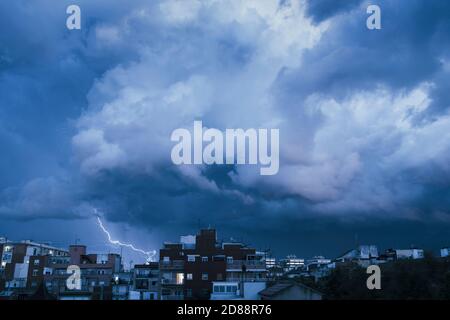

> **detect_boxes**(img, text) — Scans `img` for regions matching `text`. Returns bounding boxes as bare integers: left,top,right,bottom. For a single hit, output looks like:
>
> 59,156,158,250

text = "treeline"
301,254,450,299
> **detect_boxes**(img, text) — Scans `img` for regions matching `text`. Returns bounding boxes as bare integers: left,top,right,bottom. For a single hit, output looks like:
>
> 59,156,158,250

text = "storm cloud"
1,0,450,259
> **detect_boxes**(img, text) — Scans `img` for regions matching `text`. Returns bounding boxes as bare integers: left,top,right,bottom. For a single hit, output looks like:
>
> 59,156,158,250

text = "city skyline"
2,227,448,300
2,221,449,266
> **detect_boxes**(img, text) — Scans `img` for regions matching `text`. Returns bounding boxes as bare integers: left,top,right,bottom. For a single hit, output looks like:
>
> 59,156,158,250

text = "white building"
265,258,276,269
210,281,266,300
334,245,379,268
395,248,424,260
281,255,304,272
180,235,196,249
306,256,331,267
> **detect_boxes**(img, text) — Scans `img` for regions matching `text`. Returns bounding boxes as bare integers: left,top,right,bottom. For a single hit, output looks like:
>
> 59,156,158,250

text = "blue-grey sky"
1,0,450,263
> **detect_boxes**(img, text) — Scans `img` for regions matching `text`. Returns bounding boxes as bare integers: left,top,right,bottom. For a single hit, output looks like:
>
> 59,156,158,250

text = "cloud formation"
1,0,450,257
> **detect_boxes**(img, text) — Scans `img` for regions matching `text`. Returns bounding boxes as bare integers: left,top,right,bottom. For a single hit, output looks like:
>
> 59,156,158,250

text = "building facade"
130,262,159,300
43,245,122,300
0,240,68,297
159,229,267,300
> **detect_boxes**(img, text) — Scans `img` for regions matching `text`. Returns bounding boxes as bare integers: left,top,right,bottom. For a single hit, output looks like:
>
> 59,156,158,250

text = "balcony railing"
226,260,266,271
161,295,184,300
159,260,184,270
226,276,267,282
160,278,183,285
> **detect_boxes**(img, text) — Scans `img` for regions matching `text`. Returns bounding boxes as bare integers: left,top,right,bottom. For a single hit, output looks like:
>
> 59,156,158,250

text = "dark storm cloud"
280,0,450,108
1,0,450,258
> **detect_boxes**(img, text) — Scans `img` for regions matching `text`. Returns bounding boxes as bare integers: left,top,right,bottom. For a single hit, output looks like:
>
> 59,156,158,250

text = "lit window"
163,256,170,263
202,256,208,262
226,256,233,263
187,255,196,262
176,273,184,285
202,273,208,281
34,259,40,265
186,273,193,280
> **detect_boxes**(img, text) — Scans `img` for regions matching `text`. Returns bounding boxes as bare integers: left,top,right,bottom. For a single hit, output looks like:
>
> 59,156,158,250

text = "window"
202,273,208,281
213,255,225,262
32,269,39,276
163,256,170,263
187,255,196,262
33,259,40,265
186,273,193,280
214,285,225,293
186,289,193,297
226,256,233,263
176,273,184,285
226,285,237,293
202,256,208,262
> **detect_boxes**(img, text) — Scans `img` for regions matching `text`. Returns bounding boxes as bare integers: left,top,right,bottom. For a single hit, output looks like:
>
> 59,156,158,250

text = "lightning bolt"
96,216,157,262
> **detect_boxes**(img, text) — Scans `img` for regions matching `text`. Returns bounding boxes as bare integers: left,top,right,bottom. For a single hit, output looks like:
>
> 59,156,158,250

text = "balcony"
159,260,184,270
160,278,184,285
161,295,184,300
226,260,266,271
135,273,158,279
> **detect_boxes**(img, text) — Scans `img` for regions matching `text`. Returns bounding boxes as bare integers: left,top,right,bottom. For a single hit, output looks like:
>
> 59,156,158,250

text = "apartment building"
0,240,68,297
129,262,159,300
280,255,305,272
265,257,276,269
112,271,133,300
43,245,122,300
159,229,267,300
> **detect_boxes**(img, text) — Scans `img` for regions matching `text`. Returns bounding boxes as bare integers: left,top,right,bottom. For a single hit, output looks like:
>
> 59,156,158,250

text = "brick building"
0,239,69,298
159,229,267,300
43,245,122,300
